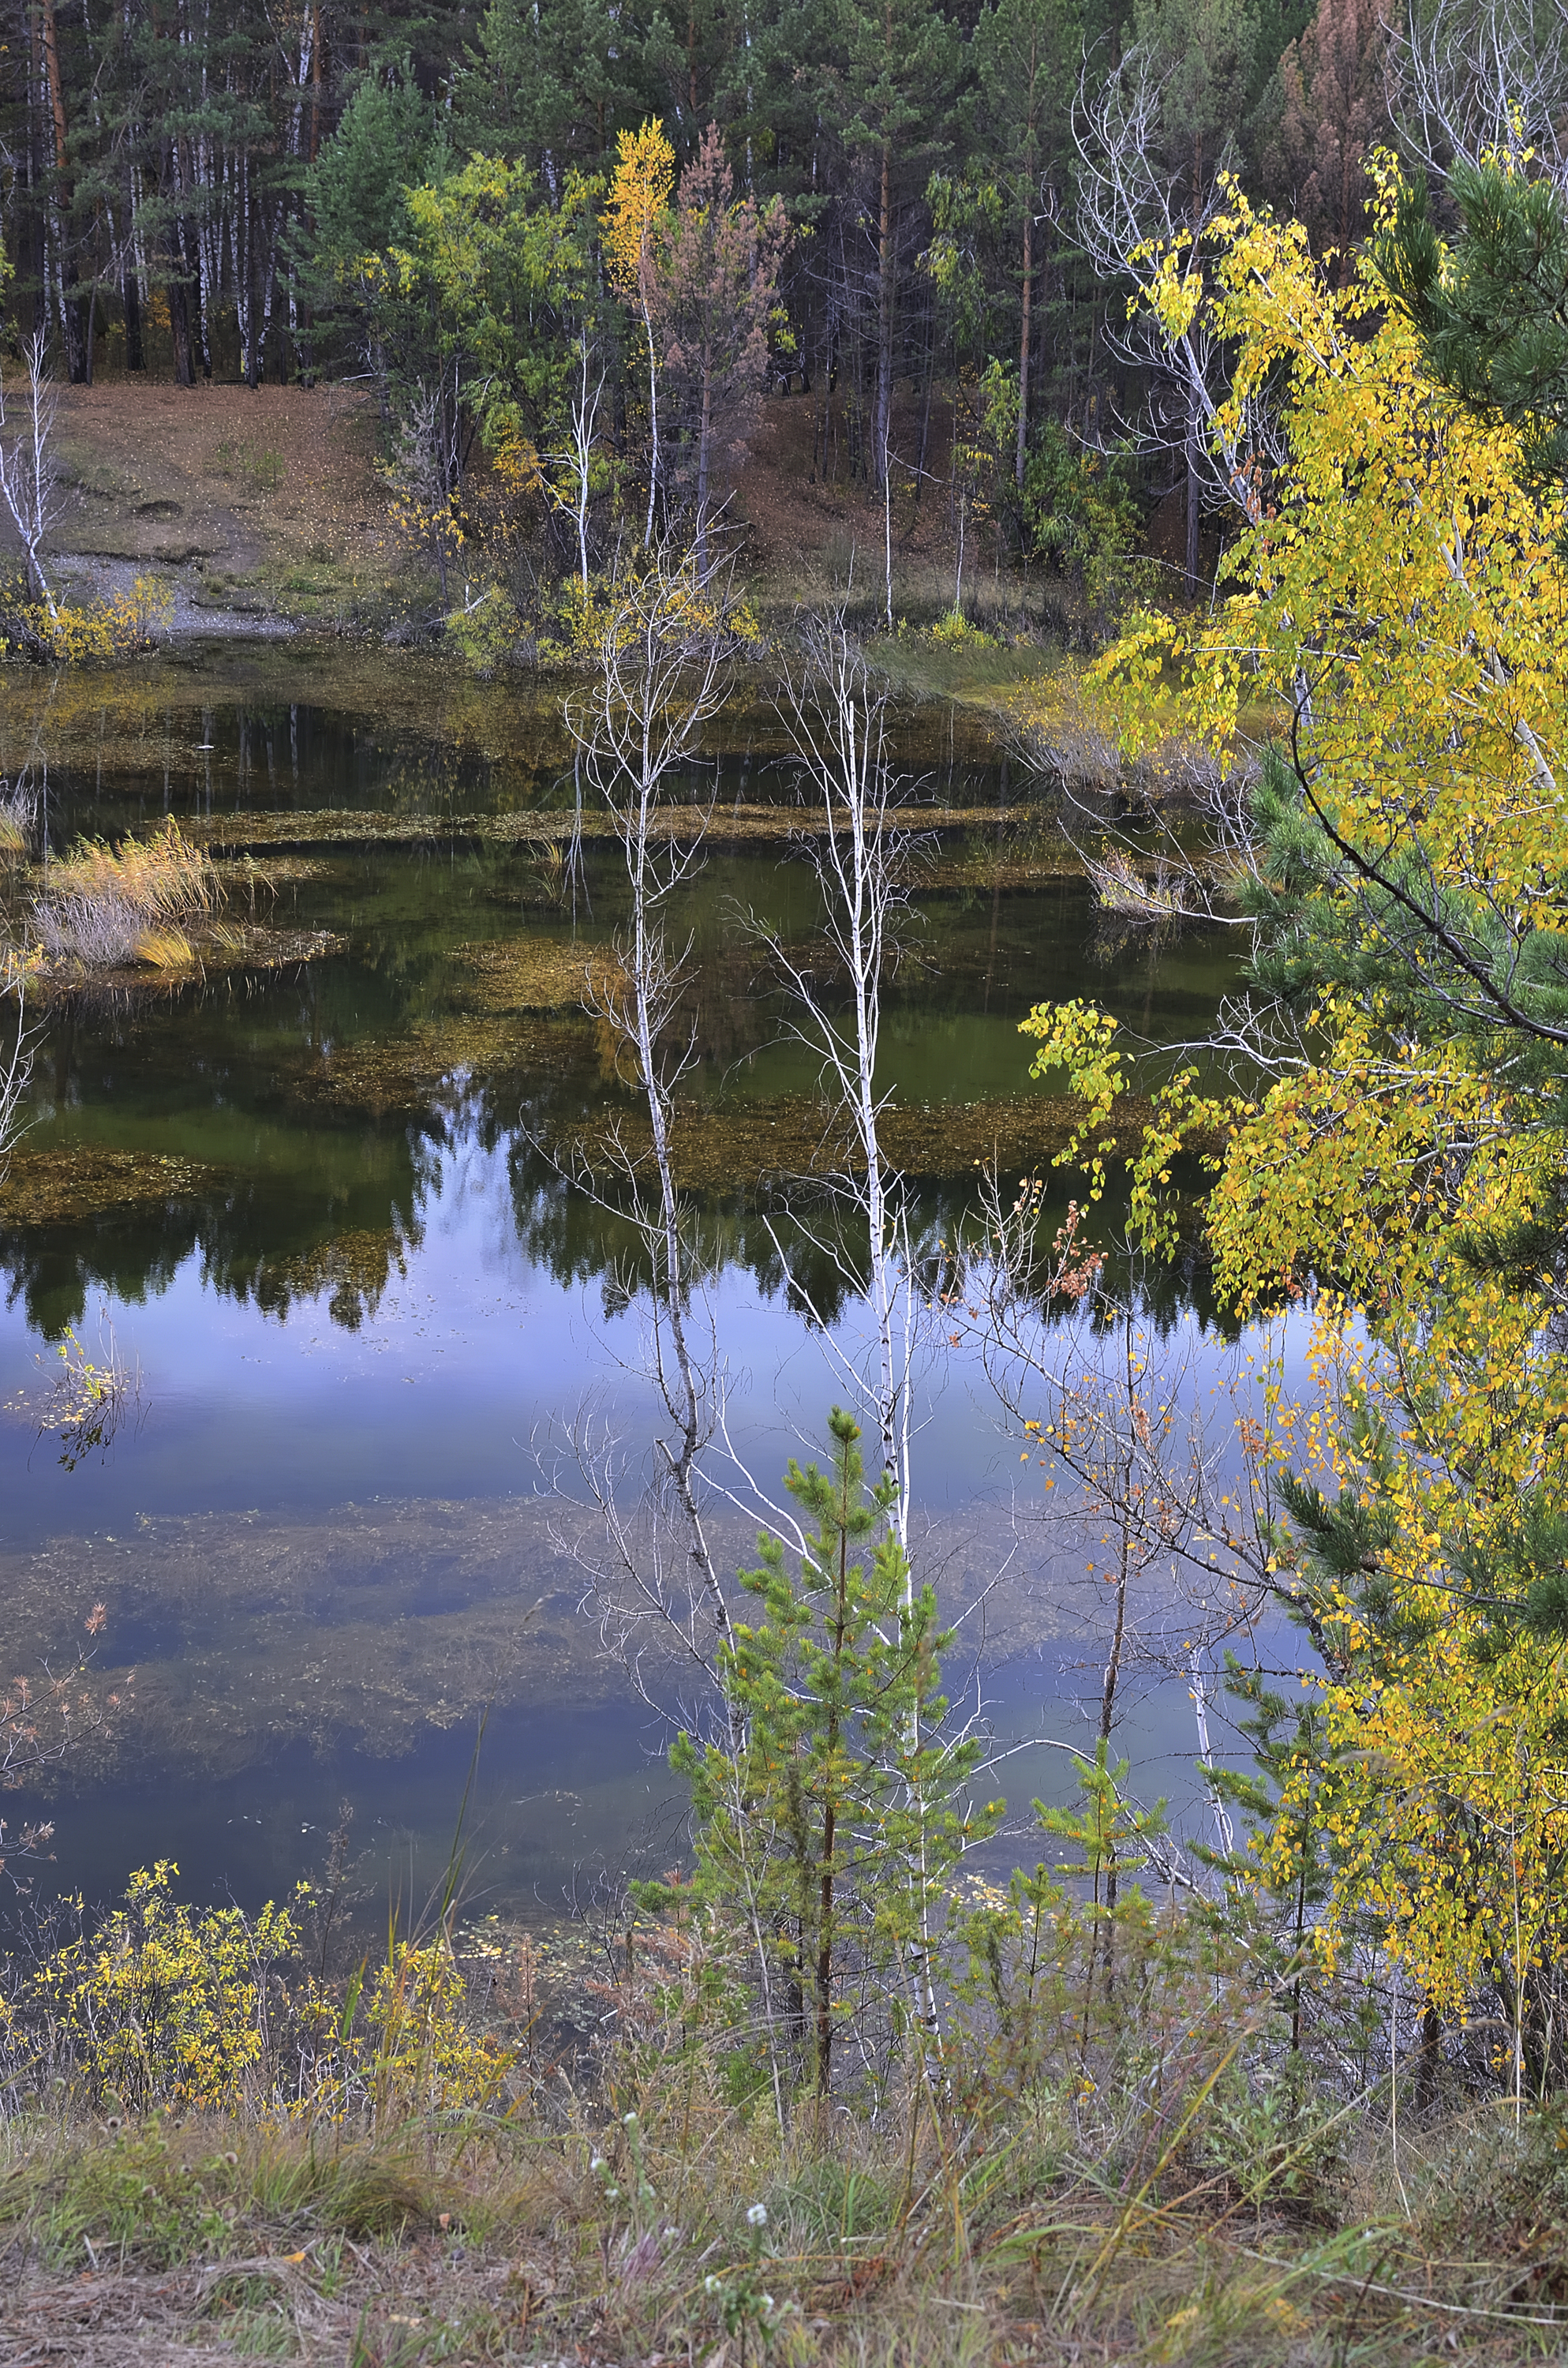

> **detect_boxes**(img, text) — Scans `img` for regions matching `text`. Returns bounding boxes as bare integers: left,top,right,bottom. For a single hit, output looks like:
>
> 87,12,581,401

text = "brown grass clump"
31,819,216,970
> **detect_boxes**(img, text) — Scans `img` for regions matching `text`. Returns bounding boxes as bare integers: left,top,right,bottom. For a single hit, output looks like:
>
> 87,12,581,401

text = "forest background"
0,0,1395,635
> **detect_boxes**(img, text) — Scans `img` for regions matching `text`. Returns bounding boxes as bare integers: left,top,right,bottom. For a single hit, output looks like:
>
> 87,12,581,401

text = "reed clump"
30,819,216,971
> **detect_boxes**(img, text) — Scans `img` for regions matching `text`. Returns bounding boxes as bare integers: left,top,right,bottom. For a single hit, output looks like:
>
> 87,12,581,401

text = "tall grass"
32,819,216,969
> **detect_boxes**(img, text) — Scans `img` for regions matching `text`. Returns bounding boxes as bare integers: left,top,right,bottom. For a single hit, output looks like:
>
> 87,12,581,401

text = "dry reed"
31,821,218,970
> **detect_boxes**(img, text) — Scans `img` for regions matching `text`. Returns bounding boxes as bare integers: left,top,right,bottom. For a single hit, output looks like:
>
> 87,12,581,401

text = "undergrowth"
0,1861,1562,2362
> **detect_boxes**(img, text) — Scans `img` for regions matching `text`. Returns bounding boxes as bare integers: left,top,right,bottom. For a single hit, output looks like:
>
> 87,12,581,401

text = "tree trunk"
696,347,712,570
874,135,893,491
38,0,87,383
164,144,194,388
25,10,48,343
122,170,145,370
1016,198,1033,491
1184,399,1200,598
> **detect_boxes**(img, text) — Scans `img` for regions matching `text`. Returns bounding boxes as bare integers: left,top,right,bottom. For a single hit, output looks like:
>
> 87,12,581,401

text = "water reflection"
0,654,1256,1917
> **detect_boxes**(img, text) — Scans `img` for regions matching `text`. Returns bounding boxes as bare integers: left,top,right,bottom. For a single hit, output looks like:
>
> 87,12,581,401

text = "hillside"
13,377,1050,645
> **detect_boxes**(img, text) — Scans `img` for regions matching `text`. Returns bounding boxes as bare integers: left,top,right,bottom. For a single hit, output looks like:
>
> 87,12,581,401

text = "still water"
0,643,1261,1924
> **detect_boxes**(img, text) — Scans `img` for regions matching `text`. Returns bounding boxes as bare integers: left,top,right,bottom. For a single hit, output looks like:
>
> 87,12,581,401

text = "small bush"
928,607,997,648
31,1862,298,2114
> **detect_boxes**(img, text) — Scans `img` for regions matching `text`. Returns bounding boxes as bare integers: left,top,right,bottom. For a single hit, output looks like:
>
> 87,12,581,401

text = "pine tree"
1266,0,1392,268
829,0,959,487
642,1410,1000,2101
645,125,791,553
1377,159,1568,542
971,0,1080,488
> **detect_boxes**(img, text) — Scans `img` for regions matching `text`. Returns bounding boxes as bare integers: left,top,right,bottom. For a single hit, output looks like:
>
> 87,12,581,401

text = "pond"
0,641,1263,1928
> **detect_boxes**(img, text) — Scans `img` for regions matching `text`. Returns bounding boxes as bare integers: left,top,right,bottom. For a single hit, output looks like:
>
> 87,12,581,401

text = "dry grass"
0,1806,1559,2368
14,822,341,989
0,781,35,857
31,819,216,969
0,2057,1561,2364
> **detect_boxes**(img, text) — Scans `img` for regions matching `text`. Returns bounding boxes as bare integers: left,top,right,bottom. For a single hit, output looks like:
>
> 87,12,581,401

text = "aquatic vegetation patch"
208,852,331,891
185,800,1030,852
290,1013,597,1117
0,1494,616,1783
452,935,624,1012
546,1089,1171,1190
17,922,344,999
3,1308,143,1467
920,837,1083,893
0,1143,228,1227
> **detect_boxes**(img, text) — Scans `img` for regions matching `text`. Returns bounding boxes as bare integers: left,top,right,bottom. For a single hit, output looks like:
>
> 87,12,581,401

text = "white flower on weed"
623,2109,638,2126
747,2202,768,2228
590,2156,607,2174
703,2275,724,2295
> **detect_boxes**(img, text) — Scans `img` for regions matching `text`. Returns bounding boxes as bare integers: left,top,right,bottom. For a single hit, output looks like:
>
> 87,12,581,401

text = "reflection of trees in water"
1,1055,1220,1343
0,1128,436,1336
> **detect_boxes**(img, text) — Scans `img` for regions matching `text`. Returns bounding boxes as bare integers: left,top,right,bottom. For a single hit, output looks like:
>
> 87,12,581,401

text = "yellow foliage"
133,926,197,969
47,819,215,927
545,551,759,665
17,576,174,662
601,120,675,300
32,1862,299,2112
1076,183,1568,2044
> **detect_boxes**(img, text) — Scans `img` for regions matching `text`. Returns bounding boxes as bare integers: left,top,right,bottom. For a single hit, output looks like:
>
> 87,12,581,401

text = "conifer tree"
1267,0,1391,267
971,0,1080,488
644,1411,1000,2101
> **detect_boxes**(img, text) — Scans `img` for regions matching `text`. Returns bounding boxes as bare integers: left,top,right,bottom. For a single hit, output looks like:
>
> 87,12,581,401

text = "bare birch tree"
548,328,605,594
1074,47,1275,592
1392,0,1568,185
740,618,960,2049
0,337,61,620
557,543,746,1740
755,620,923,1550
0,984,31,1183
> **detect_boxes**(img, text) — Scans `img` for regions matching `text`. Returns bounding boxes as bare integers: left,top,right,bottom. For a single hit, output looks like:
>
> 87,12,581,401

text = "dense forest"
0,0,1410,603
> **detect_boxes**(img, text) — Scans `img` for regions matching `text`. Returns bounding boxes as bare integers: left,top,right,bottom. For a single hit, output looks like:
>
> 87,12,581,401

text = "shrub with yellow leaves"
1042,166,1568,2098
32,1863,298,2114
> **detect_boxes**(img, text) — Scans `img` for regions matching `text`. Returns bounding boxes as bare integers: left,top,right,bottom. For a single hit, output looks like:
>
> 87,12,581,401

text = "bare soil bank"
10,377,1035,643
